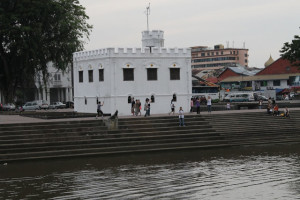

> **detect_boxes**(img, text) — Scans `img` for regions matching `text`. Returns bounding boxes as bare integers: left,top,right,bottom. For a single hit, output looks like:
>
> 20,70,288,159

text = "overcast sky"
78,0,300,68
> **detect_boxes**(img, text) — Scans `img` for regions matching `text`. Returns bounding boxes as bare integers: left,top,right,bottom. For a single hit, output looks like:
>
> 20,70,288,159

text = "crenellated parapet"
73,47,191,61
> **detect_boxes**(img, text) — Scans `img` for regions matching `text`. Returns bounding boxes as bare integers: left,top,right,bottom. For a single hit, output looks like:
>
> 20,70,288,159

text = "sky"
78,0,300,68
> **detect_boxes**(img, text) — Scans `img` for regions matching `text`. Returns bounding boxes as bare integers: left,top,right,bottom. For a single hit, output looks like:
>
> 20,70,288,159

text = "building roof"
256,57,300,75
264,55,274,67
221,73,300,83
228,65,260,76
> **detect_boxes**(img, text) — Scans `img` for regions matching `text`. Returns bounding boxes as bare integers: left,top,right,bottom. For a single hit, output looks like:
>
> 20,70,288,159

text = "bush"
212,99,220,103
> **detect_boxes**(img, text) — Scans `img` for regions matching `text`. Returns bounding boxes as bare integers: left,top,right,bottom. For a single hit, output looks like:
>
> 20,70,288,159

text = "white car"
2,103,16,111
49,102,66,109
22,102,40,111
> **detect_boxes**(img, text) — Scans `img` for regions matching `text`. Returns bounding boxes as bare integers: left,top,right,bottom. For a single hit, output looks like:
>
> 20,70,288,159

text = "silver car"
22,102,40,111
2,103,16,111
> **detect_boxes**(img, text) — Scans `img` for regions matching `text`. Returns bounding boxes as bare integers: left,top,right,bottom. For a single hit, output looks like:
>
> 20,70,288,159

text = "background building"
35,62,73,104
191,44,249,69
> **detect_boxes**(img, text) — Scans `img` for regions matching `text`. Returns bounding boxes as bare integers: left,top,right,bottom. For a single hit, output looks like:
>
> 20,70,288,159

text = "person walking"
179,107,185,126
196,98,200,114
96,101,104,119
207,96,212,113
169,100,175,115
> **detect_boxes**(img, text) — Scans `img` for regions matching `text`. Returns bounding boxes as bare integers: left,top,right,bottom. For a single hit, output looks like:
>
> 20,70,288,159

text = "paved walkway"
1,107,299,125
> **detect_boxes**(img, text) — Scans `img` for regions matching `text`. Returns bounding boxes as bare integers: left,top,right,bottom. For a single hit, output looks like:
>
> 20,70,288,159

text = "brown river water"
1,144,300,200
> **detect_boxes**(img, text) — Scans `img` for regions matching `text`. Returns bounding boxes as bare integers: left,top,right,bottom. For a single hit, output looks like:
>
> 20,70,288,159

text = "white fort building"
73,30,192,116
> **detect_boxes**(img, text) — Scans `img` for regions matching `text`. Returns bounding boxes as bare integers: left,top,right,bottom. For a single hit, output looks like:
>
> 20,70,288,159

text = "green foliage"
212,99,220,103
280,30,300,68
0,0,92,102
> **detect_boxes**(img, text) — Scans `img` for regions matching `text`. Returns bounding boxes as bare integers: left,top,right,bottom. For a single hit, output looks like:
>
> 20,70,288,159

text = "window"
151,95,155,103
88,70,93,82
128,96,132,103
170,68,180,80
245,59,248,63
147,68,157,80
286,66,290,71
79,71,83,83
201,53,205,57
123,69,134,81
54,73,61,81
273,80,280,86
99,69,104,81
216,52,219,55
172,94,177,102
260,81,267,87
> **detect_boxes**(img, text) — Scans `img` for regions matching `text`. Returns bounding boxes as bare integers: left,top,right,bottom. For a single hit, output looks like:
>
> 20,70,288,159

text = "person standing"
258,100,263,109
144,98,150,117
96,101,104,119
179,107,185,126
196,98,200,114
131,97,135,116
226,102,231,110
207,96,212,113
190,98,194,112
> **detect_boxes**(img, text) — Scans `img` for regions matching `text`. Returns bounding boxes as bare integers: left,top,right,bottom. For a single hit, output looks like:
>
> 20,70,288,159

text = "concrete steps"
1,111,300,162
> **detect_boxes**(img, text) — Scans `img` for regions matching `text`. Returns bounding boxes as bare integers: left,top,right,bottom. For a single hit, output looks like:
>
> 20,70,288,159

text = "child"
179,107,185,126
226,102,231,110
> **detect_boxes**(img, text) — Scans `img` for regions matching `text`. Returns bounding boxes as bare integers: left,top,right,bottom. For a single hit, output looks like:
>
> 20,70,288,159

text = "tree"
280,29,300,68
0,0,92,102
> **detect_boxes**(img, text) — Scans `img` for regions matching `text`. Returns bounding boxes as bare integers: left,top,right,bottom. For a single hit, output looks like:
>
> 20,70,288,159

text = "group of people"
267,98,290,117
131,97,151,117
190,96,212,114
131,98,142,116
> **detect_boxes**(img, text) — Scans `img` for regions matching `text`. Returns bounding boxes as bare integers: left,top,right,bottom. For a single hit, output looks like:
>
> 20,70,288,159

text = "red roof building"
256,58,300,75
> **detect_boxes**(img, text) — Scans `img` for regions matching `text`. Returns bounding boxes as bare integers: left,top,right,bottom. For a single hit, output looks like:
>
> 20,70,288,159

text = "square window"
88,70,93,82
170,68,180,80
123,68,134,81
99,69,104,81
273,80,280,86
147,68,157,80
79,71,83,83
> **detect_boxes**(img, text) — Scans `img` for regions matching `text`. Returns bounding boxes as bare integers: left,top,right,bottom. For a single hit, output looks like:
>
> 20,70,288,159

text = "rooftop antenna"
145,3,150,31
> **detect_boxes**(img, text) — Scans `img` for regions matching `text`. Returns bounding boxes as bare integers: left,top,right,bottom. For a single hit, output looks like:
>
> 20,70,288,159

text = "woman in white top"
207,96,212,113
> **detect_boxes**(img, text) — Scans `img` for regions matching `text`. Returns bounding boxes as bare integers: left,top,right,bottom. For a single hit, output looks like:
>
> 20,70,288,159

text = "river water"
1,144,300,200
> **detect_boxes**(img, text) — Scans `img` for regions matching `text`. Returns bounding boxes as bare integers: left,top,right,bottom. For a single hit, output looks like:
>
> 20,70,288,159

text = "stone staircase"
0,115,222,163
0,111,300,163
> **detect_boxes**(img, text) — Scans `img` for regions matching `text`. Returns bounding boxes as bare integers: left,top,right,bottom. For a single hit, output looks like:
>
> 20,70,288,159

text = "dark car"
65,101,74,108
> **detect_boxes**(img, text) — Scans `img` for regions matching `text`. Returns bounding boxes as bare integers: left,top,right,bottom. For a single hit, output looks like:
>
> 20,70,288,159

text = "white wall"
73,47,192,116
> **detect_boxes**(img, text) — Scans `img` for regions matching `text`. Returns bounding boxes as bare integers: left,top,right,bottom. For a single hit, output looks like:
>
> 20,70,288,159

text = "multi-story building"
191,44,249,69
35,62,73,104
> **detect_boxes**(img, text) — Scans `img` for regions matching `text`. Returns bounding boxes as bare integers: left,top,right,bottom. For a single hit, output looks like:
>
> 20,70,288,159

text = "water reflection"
1,145,300,199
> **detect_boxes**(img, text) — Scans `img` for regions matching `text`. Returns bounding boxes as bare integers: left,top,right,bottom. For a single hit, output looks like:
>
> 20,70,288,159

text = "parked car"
224,93,255,102
257,95,268,101
2,103,16,111
22,101,40,111
65,101,74,108
33,100,49,109
49,102,66,109
0,103,3,111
